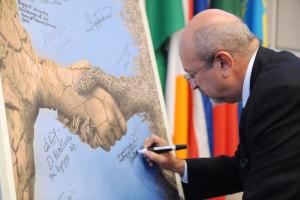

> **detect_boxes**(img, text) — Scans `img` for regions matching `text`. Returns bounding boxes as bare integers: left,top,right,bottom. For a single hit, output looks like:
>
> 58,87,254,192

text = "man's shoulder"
248,50,300,106
271,49,300,67
255,48,300,86
256,46,300,68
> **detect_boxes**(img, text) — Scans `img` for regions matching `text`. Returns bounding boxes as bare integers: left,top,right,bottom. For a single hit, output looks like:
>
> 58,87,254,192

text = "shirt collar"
242,48,259,107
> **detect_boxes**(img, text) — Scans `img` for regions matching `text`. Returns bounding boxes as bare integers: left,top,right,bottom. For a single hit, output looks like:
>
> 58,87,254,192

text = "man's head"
179,9,259,103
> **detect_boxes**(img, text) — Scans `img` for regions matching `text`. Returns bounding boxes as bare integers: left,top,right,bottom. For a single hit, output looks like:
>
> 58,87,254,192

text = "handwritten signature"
43,128,77,182
85,7,114,32
41,25,65,50
56,190,76,200
116,42,132,71
28,0,68,5
116,133,139,165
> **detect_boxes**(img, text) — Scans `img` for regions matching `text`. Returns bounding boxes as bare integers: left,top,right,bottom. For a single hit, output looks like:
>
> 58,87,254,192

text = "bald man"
143,9,300,200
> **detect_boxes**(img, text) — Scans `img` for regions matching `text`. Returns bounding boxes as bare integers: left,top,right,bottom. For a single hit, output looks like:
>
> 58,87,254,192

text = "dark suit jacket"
183,47,300,200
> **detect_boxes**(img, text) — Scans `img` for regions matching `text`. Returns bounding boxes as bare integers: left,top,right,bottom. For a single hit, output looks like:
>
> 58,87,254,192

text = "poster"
0,0,182,199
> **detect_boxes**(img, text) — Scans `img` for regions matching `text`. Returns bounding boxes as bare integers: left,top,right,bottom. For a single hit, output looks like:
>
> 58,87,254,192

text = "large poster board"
0,0,182,199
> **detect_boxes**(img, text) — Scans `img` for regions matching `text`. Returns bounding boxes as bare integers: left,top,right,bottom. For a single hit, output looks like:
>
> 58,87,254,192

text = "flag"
187,0,212,159
145,0,185,95
166,0,211,159
244,0,268,47
166,30,190,159
194,0,208,16
211,0,243,17
166,29,210,159
189,89,211,158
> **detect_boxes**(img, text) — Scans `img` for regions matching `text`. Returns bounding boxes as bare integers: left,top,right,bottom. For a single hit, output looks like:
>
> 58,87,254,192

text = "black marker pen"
138,144,187,154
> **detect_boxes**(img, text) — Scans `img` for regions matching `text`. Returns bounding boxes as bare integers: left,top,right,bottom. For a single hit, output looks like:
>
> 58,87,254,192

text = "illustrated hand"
57,86,127,152
143,134,185,176
37,60,128,152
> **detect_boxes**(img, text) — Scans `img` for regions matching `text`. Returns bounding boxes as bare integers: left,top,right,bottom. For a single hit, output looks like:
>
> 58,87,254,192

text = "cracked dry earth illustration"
0,0,178,199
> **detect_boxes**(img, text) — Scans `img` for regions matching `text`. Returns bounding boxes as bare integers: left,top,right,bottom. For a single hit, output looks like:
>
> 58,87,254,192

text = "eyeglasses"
184,62,207,81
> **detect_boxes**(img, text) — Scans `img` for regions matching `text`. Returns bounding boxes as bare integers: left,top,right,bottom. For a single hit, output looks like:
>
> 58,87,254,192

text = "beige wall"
268,0,300,56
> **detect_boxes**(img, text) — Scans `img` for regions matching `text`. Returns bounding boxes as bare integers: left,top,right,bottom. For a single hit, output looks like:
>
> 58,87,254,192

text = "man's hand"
143,134,185,176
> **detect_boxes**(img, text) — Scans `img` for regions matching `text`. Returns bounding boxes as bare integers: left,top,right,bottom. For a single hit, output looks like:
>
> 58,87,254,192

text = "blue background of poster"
16,0,167,199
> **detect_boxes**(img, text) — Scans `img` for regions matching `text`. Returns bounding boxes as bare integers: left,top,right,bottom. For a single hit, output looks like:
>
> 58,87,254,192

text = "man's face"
180,47,239,103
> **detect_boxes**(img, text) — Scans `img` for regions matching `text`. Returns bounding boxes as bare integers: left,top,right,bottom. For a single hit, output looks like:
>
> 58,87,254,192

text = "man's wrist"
181,160,188,183
173,159,185,177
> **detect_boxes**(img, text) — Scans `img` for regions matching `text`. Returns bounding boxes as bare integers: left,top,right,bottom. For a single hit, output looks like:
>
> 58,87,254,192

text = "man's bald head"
180,9,256,68
187,9,237,32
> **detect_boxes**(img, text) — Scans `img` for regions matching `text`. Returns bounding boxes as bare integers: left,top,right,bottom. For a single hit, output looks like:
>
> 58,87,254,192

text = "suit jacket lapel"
250,46,275,91
239,47,276,163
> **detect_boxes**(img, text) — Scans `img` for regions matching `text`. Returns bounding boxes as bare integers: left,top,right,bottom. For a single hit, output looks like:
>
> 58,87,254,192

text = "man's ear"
214,51,233,78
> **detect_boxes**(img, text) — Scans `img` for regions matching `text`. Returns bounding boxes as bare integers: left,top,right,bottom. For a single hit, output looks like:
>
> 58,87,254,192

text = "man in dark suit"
143,9,300,199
